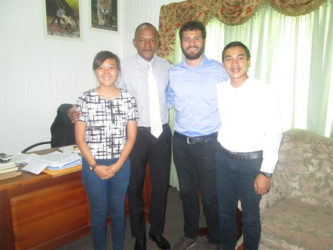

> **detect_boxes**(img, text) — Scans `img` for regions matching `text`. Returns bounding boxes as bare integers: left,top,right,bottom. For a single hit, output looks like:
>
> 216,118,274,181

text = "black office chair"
21,104,76,153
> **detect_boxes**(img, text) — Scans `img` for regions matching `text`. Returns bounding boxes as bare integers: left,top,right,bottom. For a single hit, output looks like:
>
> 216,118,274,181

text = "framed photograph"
44,0,80,39
90,0,118,32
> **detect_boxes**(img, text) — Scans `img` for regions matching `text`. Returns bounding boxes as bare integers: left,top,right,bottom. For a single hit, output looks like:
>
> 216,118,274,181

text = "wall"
0,0,182,154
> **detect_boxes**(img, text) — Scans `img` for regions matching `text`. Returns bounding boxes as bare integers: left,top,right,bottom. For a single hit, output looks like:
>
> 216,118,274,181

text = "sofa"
259,129,333,250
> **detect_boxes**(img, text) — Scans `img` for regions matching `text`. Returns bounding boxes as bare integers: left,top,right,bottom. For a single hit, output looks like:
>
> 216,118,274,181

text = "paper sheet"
21,154,50,175
18,152,81,175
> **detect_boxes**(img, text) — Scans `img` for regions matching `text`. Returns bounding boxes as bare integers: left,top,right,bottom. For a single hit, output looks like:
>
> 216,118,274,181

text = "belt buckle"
186,137,194,145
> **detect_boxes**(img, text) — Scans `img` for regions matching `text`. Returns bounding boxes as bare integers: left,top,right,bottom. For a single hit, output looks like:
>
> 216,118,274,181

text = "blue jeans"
82,158,130,250
173,134,220,244
215,146,262,250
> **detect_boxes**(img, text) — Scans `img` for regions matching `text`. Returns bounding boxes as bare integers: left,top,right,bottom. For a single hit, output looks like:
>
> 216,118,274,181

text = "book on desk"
0,161,22,180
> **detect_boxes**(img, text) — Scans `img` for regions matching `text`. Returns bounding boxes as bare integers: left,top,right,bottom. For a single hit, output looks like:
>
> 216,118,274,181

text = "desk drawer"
10,178,89,249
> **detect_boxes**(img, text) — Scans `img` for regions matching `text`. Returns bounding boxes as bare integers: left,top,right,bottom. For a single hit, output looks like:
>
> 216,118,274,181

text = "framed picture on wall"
90,0,118,32
43,0,80,39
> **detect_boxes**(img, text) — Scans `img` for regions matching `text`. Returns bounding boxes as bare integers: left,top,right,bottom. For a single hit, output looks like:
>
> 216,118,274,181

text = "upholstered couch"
259,129,333,250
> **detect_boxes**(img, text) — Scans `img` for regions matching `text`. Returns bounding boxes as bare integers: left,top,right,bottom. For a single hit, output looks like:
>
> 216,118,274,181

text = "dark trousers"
215,146,262,250
128,124,172,239
173,133,220,244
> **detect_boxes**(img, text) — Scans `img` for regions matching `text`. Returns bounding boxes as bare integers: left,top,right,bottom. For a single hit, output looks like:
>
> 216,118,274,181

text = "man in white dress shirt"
215,41,282,250
118,23,171,250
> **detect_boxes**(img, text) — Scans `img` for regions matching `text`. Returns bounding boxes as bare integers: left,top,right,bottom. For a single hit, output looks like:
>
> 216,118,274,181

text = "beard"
181,45,205,60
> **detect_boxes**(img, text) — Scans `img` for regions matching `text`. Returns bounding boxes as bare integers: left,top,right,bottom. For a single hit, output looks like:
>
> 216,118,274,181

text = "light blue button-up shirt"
167,56,229,137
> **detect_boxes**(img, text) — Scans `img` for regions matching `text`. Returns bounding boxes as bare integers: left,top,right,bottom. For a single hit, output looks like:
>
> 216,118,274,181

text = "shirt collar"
136,54,156,66
181,55,208,68
226,74,252,88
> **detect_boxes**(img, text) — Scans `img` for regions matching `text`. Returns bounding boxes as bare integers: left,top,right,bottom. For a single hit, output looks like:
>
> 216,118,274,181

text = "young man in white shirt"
215,41,282,249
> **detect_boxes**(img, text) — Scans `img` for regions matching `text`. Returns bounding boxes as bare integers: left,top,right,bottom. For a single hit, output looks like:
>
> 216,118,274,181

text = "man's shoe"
149,234,170,249
173,236,196,250
134,238,146,250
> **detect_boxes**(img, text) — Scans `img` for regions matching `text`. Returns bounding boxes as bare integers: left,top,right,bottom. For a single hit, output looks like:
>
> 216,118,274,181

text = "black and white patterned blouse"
77,89,138,159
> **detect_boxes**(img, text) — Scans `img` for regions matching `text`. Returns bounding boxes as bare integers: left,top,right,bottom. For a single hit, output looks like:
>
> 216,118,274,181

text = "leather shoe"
134,238,146,250
149,234,170,249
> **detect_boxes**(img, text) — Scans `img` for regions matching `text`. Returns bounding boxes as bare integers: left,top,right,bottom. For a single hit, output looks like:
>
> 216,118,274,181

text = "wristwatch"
89,162,98,171
260,171,272,178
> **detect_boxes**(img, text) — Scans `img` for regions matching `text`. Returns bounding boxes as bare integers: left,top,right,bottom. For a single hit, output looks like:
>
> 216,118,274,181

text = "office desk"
0,151,151,249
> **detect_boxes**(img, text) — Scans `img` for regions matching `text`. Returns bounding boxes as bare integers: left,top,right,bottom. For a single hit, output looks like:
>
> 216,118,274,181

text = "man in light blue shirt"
167,56,224,136
167,21,228,249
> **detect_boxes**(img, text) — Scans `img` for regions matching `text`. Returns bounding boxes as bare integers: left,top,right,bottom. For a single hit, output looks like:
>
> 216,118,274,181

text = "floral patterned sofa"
259,129,333,250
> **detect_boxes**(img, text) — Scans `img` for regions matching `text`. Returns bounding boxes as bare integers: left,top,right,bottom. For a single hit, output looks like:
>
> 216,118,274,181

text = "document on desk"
20,154,51,175
19,152,81,174
40,151,81,170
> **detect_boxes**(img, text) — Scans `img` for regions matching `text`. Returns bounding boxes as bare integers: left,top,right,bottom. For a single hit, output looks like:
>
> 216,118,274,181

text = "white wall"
0,0,182,154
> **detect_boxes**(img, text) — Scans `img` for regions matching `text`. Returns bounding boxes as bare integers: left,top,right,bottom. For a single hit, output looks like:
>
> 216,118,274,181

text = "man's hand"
67,105,81,123
254,174,271,195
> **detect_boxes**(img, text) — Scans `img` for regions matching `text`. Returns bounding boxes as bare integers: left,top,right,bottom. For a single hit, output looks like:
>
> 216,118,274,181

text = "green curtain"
169,1,333,189
307,2,333,135
168,32,183,189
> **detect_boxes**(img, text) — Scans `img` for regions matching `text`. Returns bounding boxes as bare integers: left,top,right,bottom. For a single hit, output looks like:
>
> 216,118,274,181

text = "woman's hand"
108,162,121,175
94,165,115,180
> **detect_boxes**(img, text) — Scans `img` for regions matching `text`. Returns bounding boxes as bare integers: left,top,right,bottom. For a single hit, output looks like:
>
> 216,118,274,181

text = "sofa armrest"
260,131,293,212
261,128,333,212
260,163,288,212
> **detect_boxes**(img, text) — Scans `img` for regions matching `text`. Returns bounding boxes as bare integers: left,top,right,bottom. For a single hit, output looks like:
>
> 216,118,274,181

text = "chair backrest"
50,103,76,147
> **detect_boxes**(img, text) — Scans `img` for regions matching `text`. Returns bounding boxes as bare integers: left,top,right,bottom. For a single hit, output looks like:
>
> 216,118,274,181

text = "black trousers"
173,133,220,244
128,124,172,238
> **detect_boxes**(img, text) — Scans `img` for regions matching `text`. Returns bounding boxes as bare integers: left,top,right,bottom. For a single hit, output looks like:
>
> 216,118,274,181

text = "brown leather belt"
219,145,263,160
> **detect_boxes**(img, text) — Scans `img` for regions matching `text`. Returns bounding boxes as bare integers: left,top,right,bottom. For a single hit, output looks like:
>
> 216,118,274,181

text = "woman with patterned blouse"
75,51,138,250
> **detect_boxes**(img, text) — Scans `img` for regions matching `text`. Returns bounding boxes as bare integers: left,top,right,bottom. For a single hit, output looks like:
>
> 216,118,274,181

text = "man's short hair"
134,22,158,39
222,41,251,61
179,20,206,41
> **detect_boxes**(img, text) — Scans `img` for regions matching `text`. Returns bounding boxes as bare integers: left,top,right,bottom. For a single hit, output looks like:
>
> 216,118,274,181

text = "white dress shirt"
118,54,170,127
216,76,283,173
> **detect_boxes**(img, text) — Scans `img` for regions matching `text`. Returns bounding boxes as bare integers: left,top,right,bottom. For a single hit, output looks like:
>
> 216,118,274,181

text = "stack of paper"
12,151,81,175
40,151,81,170
0,161,21,180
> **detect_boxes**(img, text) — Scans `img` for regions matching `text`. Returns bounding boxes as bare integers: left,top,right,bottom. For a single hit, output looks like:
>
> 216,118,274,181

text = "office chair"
21,104,76,153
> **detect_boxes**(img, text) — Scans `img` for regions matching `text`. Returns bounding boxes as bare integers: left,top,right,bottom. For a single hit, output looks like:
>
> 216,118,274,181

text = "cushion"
260,199,333,249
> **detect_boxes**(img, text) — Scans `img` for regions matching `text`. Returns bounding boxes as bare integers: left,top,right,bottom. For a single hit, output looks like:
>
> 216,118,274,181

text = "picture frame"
90,0,118,32
43,0,80,39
